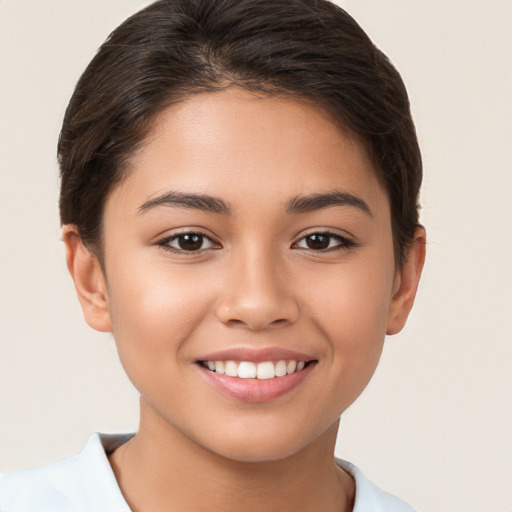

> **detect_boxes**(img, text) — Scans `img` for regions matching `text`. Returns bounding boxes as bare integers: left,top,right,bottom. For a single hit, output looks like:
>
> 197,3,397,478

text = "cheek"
104,254,213,379
304,256,394,391
306,256,394,335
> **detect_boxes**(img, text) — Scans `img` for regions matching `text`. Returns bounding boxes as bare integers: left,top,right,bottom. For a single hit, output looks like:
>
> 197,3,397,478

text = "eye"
159,232,219,253
294,232,353,251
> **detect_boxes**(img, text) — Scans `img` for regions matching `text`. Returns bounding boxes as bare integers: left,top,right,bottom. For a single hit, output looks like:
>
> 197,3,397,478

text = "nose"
215,250,300,331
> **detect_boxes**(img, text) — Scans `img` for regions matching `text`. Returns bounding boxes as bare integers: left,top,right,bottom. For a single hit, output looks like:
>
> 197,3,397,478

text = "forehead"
109,88,388,216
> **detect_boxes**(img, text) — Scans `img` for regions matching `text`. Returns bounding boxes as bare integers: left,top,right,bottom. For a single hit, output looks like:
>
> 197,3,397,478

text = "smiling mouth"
198,359,315,379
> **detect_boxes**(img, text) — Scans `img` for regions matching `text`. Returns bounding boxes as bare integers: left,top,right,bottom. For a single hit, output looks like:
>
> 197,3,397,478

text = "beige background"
1,1,511,511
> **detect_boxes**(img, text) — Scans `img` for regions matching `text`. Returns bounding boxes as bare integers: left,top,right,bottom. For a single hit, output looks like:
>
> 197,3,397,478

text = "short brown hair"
58,0,422,267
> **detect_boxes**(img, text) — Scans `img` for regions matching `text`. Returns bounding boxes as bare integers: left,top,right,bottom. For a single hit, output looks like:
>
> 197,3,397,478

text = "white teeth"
238,361,257,379
257,361,275,380
214,361,225,375
225,360,238,377
286,360,297,374
275,360,287,377
204,359,308,379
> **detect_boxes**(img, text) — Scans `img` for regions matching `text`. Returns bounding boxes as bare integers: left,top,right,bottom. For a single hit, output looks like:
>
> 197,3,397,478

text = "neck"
109,401,354,512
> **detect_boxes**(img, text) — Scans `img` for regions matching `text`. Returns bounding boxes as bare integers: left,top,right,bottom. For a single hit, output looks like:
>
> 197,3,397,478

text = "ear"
386,227,426,335
62,225,113,332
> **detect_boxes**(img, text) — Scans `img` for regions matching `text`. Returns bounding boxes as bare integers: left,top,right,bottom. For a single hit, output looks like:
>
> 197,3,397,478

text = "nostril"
215,293,300,331
226,319,245,328
224,317,289,330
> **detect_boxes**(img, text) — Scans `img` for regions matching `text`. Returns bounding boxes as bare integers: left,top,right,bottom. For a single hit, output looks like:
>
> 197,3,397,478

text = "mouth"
198,359,314,379
195,350,317,402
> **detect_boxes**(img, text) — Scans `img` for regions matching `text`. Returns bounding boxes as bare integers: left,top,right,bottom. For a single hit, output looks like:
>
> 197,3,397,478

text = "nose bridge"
215,242,299,330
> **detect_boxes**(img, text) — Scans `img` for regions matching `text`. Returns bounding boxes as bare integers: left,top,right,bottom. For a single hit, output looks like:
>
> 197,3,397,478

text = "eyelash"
292,232,355,252
157,230,355,254
157,232,220,254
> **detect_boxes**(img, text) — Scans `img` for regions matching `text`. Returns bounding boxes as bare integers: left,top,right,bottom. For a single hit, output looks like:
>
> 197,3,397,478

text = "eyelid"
292,229,356,251
156,229,222,254
154,225,219,243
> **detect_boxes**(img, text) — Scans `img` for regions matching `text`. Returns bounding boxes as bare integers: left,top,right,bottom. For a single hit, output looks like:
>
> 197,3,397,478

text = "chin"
199,420,331,464
213,440,306,464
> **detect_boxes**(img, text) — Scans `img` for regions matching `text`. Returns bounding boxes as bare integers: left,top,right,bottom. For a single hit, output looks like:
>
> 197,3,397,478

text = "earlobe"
62,225,113,333
386,227,426,335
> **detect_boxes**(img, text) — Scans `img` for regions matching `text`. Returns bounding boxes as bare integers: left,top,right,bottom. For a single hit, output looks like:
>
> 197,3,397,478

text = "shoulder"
337,459,417,512
0,433,132,512
0,451,90,512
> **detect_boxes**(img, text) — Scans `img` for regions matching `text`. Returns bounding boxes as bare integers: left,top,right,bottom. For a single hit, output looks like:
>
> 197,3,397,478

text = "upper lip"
196,347,315,364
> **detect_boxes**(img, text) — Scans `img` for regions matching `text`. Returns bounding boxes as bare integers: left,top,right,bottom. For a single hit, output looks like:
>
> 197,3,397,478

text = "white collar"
0,433,416,512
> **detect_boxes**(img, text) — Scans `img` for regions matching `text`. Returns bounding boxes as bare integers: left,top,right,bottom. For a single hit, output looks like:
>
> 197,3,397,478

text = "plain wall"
1,1,511,511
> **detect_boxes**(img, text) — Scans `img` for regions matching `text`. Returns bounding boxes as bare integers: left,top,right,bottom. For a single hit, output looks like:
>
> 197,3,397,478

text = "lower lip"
197,363,315,403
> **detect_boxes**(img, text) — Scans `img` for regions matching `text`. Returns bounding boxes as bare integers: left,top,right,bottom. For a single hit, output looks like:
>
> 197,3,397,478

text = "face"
83,89,417,462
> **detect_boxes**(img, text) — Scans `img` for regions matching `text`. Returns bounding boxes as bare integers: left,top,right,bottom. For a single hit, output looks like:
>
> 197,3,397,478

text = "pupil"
179,234,203,251
306,234,330,250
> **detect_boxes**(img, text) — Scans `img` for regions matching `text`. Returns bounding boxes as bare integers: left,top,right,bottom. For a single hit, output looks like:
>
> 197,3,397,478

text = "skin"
64,89,425,512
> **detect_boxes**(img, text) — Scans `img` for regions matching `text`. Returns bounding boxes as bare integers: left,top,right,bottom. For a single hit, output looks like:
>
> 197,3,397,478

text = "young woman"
0,1,425,510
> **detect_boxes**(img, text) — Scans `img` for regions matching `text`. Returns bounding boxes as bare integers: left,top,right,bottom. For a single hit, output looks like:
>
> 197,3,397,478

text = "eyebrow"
137,189,371,217
286,190,372,216
138,191,231,215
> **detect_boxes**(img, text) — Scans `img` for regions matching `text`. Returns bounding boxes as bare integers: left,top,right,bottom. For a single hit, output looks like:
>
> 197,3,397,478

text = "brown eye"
177,234,204,251
163,232,217,252
306,234,330,250
295,232,353,251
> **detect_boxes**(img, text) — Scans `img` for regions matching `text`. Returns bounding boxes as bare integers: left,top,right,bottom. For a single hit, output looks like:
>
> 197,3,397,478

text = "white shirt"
0,434,416,511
